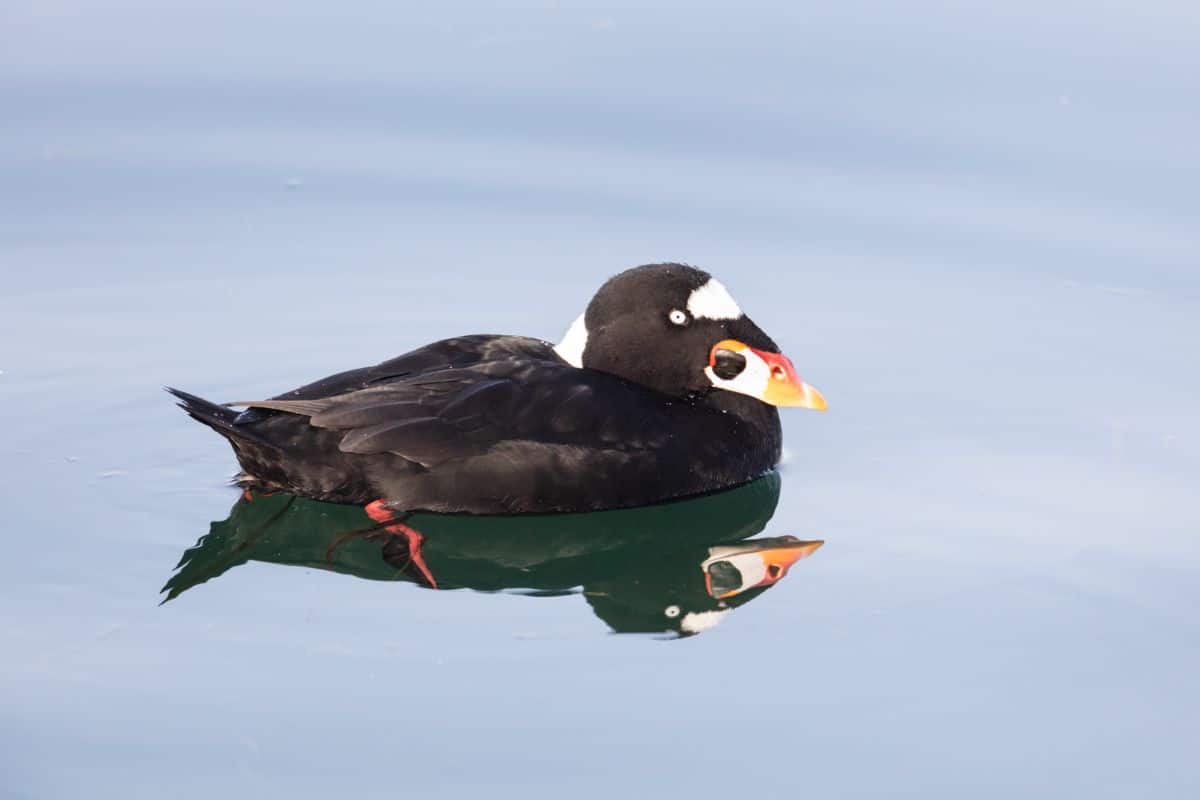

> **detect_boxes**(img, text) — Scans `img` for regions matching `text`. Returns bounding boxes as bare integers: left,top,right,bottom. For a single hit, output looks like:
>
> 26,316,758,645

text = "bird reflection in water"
163,473,822,637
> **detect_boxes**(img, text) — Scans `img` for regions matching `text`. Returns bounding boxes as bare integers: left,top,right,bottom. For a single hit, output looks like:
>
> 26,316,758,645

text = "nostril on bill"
712,349,747,380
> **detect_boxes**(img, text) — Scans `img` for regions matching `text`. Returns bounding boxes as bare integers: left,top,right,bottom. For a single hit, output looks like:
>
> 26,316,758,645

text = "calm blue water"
3,2,1199,797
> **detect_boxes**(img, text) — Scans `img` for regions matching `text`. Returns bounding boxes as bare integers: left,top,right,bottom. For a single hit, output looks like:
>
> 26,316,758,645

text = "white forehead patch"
680,608,731,634
554,313,588,368
687,278,743,320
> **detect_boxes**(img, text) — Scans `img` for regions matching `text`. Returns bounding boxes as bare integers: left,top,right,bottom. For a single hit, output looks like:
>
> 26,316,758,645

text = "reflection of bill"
164,472,825,638
703,538,824,600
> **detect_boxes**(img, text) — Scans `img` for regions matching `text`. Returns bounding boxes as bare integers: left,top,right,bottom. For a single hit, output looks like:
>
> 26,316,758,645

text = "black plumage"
169,263,823,514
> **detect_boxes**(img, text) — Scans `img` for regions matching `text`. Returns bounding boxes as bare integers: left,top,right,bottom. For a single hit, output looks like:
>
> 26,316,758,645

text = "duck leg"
239,486,279,503
364,500,438,589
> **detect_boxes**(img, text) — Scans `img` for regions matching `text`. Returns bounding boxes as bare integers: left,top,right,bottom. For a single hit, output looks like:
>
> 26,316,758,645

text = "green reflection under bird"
163,473,823,636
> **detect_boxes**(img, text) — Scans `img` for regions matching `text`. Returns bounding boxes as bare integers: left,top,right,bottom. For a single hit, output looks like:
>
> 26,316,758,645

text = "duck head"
586,535,825,637
555,263,826,409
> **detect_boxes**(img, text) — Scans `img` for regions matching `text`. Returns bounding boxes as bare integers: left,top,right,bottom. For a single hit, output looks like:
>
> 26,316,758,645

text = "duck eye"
664,605,681,618
668,309,689,326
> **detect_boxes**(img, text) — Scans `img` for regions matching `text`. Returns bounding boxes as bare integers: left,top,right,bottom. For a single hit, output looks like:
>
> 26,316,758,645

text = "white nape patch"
680,608,731,634
705,348,769,399
554,313,588,368
687,278,743,320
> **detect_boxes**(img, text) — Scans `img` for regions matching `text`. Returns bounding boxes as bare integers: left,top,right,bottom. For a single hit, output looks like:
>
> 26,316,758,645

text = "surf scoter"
169,263,825,514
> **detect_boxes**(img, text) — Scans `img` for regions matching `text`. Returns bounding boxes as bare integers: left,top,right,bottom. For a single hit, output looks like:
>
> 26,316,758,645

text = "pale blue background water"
2,2,1199,797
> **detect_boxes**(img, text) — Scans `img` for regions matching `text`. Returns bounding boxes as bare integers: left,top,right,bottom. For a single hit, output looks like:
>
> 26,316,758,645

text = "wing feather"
310,399,427,429
228,399,334,416
337,415,479,464
232,336,673,469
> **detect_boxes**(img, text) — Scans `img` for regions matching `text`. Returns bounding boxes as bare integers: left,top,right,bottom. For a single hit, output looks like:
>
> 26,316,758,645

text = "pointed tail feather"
166,387,278,448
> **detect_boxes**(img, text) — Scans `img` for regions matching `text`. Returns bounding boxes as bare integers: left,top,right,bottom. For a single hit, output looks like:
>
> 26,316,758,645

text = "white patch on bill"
680,608,731,634
705,348,770,399
554,313,588,367
687,278,743,320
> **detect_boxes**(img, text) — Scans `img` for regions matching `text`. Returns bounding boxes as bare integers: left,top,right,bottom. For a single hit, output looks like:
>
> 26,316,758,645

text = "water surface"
2,2,1199,797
